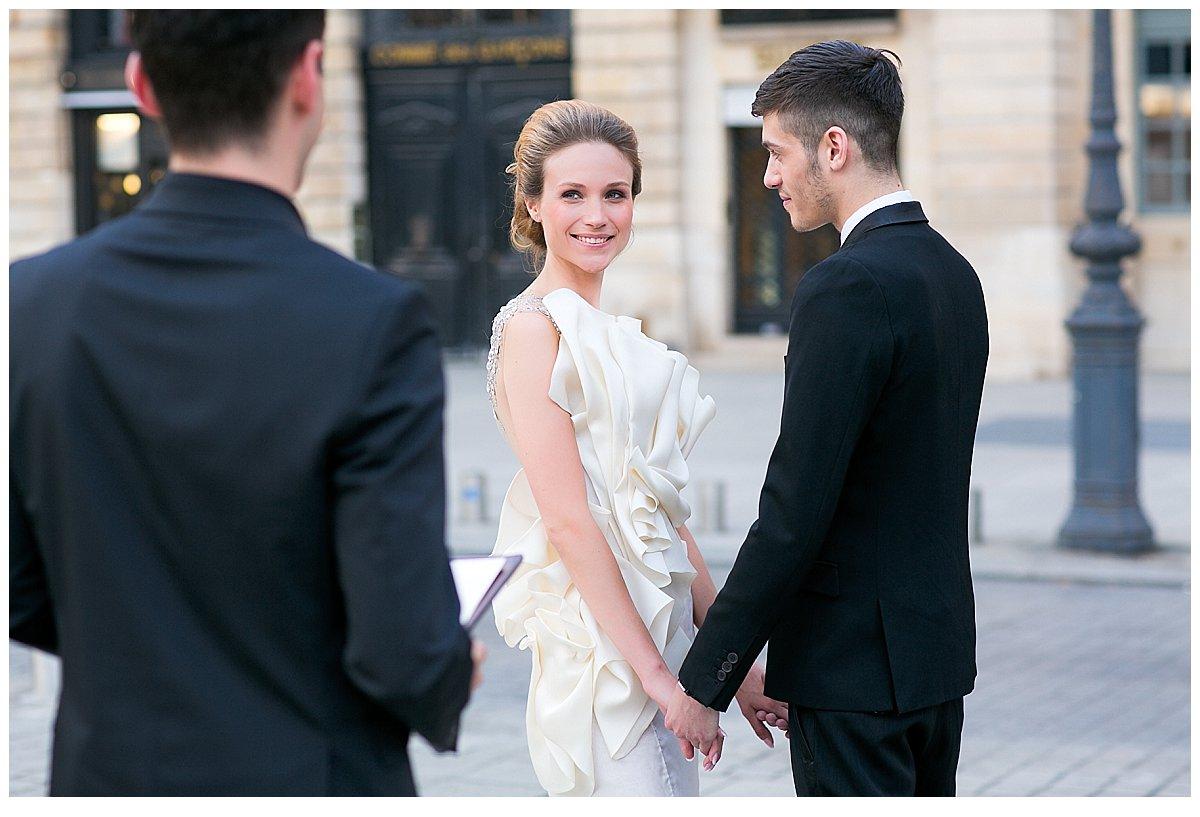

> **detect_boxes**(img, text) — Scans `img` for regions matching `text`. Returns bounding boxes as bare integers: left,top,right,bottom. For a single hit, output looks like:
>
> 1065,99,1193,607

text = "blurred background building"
8,9,1190,378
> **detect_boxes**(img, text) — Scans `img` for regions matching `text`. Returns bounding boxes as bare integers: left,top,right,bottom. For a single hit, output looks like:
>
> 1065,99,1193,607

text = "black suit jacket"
9,173,472,795
679,202,988,714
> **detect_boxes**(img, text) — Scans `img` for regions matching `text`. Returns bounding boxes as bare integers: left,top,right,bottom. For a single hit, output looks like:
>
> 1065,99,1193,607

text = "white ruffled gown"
487,287,716,797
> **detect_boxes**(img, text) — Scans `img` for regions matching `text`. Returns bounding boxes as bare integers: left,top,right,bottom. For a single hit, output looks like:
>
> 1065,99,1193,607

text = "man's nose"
763,163,781,189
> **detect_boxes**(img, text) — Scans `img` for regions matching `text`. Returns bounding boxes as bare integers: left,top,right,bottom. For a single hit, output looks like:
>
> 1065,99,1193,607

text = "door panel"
365,61,570,347
366,68,467,343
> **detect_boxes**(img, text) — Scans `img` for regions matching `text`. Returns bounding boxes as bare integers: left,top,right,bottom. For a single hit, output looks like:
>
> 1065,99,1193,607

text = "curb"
451,526,1190,590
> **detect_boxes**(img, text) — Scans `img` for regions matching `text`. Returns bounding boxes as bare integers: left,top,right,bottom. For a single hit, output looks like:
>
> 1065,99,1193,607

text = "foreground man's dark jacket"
10,173,472,795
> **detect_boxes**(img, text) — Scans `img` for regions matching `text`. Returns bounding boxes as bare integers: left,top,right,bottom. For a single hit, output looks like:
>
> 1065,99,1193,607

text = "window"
1136,10,1190,211
730,127,840,334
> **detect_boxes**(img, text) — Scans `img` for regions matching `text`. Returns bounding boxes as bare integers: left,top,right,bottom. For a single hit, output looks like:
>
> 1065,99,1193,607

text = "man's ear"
289,40,324,116
125,51,162,119
824,126,851,172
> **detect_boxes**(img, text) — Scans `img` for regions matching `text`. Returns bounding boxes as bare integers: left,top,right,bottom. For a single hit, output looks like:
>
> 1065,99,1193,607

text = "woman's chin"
562,253,613,275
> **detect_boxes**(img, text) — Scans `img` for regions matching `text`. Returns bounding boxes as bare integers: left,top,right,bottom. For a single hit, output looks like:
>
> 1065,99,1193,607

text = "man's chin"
791,218,823,234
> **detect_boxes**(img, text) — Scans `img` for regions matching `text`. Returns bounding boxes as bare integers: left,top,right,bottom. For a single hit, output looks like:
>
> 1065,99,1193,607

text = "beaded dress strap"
486,294,562,427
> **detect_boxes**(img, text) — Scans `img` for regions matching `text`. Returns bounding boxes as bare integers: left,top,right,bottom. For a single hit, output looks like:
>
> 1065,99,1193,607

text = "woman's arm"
500,312,677,710
678,523,789,747
679,523,717,628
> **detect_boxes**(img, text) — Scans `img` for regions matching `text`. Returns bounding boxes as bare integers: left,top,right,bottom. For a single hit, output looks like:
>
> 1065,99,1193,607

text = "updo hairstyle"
507,100,642,268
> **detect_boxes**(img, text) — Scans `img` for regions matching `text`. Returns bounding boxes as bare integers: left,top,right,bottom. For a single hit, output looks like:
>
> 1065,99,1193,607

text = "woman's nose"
583,202,607,226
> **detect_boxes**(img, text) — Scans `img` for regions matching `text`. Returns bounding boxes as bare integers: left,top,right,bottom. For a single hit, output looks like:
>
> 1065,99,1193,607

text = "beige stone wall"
295,8,366,258
9,9,72,262
9,10,1188,373
919,9,1088,380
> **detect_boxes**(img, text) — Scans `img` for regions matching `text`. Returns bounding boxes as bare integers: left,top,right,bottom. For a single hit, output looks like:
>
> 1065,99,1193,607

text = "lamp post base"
1058,504,1155,554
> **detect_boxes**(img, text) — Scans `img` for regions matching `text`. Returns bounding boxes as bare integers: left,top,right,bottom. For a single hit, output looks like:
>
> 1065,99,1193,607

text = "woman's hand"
733,662,789,747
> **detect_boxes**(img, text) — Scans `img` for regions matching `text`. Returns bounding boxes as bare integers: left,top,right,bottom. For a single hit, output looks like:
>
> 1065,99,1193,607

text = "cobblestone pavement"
10,575,1190,796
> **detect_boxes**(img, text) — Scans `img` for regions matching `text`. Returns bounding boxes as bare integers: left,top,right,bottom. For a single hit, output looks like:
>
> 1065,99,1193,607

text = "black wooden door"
365,63,570,347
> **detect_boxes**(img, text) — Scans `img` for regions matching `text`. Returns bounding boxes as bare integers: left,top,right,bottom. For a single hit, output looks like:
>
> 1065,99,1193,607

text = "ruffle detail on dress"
491,288,715,796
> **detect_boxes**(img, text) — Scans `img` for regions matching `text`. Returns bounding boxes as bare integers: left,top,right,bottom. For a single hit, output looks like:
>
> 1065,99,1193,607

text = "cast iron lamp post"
1058,9,1154,553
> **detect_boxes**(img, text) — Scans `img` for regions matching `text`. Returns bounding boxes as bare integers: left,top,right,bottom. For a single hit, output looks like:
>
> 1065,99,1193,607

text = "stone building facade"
8,9,1190,379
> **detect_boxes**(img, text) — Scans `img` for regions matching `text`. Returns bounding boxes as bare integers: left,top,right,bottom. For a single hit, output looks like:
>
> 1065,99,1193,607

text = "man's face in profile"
760,112,833,233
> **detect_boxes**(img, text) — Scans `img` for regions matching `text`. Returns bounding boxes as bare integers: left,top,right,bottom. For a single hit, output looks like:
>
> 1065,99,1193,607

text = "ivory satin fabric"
490,287,716,796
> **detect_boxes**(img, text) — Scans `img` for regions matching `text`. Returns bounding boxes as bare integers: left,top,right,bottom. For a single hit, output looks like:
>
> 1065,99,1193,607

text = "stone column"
296,9,368,258
8,9,72,260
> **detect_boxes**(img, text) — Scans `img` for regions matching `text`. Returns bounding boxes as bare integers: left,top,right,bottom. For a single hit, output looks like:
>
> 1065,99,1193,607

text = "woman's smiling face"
527,141,635,275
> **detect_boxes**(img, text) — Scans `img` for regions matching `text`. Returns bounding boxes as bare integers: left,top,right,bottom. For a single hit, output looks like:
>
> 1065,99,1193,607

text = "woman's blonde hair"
507,99,642,269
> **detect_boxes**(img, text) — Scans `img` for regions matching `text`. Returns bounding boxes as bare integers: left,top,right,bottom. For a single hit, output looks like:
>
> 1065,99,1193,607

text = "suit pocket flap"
799,560,839,597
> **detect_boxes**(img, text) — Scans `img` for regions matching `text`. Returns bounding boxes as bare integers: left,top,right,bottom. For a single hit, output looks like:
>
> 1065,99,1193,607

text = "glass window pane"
1146,42,1173,75
1146,128,1173,161
96,113,140,173
1145,171,1174,204
1140,83,1177,119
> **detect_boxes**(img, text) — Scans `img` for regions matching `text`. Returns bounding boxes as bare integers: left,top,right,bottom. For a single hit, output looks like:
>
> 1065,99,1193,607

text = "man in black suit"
10,11,481,795
667,41,989,796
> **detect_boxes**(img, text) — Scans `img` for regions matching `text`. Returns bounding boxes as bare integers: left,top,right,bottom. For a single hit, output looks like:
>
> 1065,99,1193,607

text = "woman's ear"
525,199,541,223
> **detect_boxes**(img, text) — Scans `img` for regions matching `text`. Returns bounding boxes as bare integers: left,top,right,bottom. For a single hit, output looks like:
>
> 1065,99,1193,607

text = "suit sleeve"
331,285,472,752
10,472,58,654
678,257,894,710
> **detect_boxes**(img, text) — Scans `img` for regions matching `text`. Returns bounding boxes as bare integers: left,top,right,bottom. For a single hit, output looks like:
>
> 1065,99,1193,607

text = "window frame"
1134,9,1190,214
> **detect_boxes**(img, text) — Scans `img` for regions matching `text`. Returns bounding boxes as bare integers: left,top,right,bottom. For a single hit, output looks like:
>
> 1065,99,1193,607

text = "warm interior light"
122,174,142,196
96,113,141,136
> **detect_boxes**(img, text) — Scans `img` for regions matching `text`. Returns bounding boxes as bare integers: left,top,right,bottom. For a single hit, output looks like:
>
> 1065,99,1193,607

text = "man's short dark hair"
128,11,326,154
752,40,903,174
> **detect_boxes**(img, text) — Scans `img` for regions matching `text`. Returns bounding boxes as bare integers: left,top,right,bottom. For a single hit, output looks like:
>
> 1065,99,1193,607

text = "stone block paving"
11,575,1189,797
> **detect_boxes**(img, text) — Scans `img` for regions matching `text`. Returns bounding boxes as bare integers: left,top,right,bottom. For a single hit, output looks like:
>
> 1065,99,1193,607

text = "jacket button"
721,661,733,672
717,670,727,681
727,653,738,662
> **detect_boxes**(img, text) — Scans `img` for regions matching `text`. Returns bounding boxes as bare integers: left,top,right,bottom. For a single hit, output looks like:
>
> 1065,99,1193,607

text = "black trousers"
788,698,964,796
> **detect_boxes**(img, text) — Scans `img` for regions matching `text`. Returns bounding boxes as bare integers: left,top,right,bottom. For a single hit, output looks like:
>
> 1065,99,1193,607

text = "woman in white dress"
487,100,785,797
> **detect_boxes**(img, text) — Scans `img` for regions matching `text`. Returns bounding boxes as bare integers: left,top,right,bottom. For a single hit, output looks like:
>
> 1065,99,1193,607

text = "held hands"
664,683,724,771
733,662,790,746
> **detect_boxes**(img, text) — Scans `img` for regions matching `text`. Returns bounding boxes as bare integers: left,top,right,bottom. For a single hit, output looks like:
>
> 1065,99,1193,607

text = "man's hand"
470,639,487,692
734,662,789,747
665,684,722,769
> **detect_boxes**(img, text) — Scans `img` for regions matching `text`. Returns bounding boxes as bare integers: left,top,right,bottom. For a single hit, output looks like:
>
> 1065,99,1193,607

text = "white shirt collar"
839,190,916,245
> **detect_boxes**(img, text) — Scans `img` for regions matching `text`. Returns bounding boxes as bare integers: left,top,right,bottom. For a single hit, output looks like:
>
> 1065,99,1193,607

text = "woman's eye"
562,190,582,200
606,190,627,200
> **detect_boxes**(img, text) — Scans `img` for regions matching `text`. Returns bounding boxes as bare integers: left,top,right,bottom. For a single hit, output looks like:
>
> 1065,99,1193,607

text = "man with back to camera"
667,41,990,796
10,10,483,795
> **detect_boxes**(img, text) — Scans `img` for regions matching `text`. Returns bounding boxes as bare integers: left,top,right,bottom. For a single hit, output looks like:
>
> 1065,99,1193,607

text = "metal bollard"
693,480,727,533
969,487,984,544
457,471,489,524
